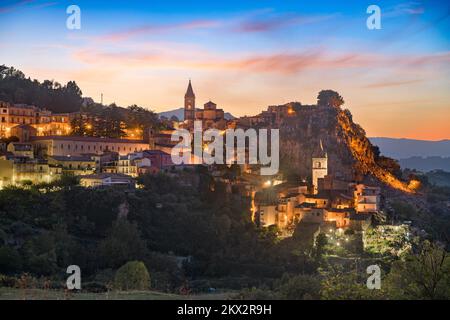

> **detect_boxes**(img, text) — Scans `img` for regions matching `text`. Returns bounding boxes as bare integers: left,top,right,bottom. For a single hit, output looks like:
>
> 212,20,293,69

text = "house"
47,155,96,176
31,135,149,157
0,156,61,187
80,173,135,188
354,184,380,213
7,142,34,158
0,101,70,138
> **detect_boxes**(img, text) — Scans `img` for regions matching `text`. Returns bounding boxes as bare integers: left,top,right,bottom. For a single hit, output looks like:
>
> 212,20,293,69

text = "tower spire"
185,79,195,98
184,80,195,124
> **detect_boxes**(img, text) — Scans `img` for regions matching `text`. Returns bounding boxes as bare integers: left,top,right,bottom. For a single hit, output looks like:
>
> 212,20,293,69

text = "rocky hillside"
277,103,417,193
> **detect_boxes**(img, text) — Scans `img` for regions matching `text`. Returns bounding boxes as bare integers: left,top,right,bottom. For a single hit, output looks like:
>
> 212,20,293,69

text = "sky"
0,0,449,140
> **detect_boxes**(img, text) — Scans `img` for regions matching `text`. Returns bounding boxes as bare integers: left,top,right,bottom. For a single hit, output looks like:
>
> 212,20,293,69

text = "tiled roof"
31,135,147,144
50,155,94,162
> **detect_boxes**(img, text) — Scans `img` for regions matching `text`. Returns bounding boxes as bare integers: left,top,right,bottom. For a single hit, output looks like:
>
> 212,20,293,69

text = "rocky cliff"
277,103,417,193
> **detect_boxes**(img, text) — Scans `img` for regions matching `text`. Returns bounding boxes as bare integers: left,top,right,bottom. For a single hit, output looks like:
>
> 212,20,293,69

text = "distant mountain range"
369,137,450,158
158,108,235,121
369,138,450,172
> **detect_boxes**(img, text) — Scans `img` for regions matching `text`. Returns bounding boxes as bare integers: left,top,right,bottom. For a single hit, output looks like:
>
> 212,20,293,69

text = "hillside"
278,103,416,193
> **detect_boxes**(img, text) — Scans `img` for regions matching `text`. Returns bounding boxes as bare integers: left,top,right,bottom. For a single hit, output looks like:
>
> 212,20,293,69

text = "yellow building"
0,157,62,188
31,136,150,157
7,142,34,158
0,101,71,137
80,173,135,188
47,155,96,176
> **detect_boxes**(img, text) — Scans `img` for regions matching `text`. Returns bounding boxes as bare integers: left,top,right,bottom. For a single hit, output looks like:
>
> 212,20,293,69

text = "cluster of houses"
0,134,174,189
255,142,381,237
0,101,72,138
0,83,384,241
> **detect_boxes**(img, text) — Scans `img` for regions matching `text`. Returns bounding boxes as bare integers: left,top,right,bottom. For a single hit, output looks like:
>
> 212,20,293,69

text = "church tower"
312,139,328,194
184,80,195,125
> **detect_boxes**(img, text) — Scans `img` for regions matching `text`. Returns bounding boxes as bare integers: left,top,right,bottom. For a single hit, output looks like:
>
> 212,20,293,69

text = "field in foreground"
0,287,234,300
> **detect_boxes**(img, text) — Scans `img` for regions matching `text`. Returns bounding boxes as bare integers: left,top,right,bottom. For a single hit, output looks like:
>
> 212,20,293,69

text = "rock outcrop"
277,103,416,193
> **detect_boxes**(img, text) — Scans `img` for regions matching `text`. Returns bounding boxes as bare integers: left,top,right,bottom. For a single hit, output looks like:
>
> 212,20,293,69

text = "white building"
312,140,327,194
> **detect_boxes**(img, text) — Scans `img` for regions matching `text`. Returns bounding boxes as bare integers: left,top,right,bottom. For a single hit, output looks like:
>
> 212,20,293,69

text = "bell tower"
184,79,195,125
312,139,328,194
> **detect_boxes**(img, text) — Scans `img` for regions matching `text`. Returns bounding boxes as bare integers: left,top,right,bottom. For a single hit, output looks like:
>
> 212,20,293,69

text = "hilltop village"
0,81,412,244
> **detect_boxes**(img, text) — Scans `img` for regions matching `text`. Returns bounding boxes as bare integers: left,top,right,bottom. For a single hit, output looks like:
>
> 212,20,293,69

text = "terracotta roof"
50,155,94,162
30,135,147,144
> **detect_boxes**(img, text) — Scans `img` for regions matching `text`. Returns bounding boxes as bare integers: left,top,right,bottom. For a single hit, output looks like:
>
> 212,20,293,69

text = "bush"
83,282,108,293
114,261,150,291
275,274,321,300
236,287,278,300
0,274,18,287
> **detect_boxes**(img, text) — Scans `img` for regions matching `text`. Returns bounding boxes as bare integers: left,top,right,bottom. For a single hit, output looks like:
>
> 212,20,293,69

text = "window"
61,144,64,149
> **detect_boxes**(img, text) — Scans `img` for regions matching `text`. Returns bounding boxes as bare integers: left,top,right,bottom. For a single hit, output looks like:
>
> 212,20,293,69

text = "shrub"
275,274,322,300
83,282,108,293
114,261,150,291
236,287,278,300
0,274,18,287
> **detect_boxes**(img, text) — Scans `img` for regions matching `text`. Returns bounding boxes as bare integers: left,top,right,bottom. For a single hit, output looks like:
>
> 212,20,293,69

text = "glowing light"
264,180,272,187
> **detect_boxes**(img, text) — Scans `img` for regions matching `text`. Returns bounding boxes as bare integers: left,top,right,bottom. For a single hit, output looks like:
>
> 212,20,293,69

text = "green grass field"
0,287,234,300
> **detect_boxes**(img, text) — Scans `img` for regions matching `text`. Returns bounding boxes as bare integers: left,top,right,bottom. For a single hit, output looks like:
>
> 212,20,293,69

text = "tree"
385,241,450,299
0,246,22,274
313,233,328,260
275,274,321,299
98,219,147,268
114,261,150,291
317,90,344,108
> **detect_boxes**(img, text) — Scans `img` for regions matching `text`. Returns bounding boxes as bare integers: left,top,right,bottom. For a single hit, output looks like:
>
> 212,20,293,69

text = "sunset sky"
0,0,449,140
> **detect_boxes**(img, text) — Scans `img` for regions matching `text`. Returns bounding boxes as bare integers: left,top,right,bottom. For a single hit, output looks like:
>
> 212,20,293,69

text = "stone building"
182,80,226,130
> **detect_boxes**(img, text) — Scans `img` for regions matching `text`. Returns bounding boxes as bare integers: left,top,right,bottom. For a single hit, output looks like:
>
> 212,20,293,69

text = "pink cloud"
72,45,450,75
362,79,423,89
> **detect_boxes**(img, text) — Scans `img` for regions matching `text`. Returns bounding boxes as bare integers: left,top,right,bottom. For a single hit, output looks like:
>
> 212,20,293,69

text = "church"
183,80,227,130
